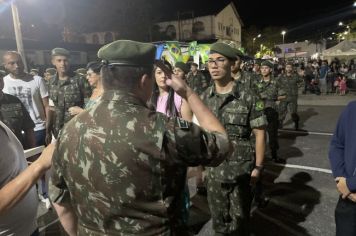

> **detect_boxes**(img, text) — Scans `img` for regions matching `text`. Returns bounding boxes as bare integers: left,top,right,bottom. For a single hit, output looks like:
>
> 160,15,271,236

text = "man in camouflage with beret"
0,70,35,147
253,60,286,163
230,48,256,90
186,62,209,95
43,68,56,88
47,48,91,142
278,62,303,130
49,40,230,236
201,42,267,235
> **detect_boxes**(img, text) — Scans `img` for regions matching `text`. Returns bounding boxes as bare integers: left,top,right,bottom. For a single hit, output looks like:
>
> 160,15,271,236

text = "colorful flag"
188,41,197,56
166,41,182,64
198,44,211,64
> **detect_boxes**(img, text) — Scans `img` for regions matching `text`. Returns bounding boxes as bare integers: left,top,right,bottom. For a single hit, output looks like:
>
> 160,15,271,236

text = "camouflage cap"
209,42,236,60
175,61,189,74
75,68,87,76
261,60,274,68
286,61,294,66
51,48,70,57
97,40,156,66
254,59,262,66
232,48,245,59
45,68,57,75
191,62,198,67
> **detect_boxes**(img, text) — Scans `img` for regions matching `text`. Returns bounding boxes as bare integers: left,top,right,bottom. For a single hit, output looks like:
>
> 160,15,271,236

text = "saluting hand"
165,74,192,100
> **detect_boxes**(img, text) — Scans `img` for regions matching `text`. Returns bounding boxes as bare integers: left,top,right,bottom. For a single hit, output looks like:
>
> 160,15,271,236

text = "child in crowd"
338,75,347,95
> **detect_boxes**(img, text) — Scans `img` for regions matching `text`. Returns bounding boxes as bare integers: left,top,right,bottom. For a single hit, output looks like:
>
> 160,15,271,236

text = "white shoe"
44,198,52,209
38,194,46,202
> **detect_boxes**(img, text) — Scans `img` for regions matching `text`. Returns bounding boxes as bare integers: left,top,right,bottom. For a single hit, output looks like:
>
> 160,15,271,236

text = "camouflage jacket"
0,93,34,144
49,90,229,236
232,70,258,90
201,81,267,183
49,73,91,138
279,73,303,100
253,76,286,110
186,71,209,95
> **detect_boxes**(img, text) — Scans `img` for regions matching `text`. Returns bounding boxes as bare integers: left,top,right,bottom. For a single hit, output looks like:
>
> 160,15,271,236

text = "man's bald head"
2,51,25,77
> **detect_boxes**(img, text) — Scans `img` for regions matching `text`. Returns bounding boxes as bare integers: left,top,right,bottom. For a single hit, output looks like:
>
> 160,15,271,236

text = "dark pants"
34,129,46,147
31,228,39,236
335,196,356,236
264,108,279,158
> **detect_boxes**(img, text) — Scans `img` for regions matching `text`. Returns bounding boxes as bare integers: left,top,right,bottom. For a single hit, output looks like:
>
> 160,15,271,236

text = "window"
192,21,205,34
166,25,176,39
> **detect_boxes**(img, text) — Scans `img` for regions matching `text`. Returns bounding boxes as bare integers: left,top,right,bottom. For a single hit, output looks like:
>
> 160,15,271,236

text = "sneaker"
38,194,46,202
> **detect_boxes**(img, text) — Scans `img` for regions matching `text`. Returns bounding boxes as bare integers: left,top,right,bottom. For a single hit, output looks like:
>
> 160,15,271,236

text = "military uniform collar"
101,90,146,107
208,80,240,99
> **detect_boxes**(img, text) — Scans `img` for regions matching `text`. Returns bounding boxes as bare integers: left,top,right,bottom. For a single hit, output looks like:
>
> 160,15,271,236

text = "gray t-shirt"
0,121,38,235
3,74,48,131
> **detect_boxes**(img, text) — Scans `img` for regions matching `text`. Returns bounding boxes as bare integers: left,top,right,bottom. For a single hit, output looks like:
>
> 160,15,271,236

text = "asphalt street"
36,94,355,236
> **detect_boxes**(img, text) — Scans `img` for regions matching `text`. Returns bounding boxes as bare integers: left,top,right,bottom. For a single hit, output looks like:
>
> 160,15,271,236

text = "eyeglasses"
207,57,226,67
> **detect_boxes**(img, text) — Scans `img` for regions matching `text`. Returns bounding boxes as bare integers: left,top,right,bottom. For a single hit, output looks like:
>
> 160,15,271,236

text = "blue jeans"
34,129,46,147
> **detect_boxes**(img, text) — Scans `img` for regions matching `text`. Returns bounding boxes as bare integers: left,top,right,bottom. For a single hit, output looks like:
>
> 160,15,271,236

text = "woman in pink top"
150,62,192,120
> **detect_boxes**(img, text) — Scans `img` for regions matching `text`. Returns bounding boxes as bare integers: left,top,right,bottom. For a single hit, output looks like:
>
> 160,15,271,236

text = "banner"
198,44,211,64
166,41,182,64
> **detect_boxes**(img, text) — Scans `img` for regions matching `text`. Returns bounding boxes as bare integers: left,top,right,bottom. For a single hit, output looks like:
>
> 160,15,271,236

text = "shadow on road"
251,172,321,236
284,107,319,130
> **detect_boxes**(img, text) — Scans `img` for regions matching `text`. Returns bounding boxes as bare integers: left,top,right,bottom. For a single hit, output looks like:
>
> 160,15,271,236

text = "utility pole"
11,2,28,72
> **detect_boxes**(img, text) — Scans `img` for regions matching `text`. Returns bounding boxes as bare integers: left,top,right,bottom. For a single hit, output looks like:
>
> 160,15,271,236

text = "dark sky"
0,0,355,42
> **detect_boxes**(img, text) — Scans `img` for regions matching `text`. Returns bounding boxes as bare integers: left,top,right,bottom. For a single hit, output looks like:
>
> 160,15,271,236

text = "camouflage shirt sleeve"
167,117,229,167
249,95,267,129
49,140,72,205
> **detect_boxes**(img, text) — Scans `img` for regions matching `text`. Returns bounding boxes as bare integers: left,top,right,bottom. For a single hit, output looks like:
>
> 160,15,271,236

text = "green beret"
98,40,156,66
75,68,87,76
210,42,236,60
0,70,6,77
51,48,70,57
232,48,245,59
175,61,189,74
261,60,274,68
45,68,57,75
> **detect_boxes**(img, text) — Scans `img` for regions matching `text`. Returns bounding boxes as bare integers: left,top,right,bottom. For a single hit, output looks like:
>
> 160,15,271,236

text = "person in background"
186,62,209,95
329,101,356,236
68,61,104,116
0,70,35,147
0,120,54,236
30,69,39,76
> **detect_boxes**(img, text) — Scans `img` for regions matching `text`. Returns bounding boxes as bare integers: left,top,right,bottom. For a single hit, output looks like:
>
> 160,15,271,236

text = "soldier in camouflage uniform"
186,62,209,95
48,48,91,141
230,49,257,90
278,62,303,130
253,61,286,162
202,43,267,235
43,68,56,88
0,70,35,147
49,40,230,236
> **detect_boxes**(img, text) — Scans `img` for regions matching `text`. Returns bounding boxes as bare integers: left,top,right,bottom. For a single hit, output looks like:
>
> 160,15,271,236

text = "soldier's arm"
0,143,54,215
166,74,226,135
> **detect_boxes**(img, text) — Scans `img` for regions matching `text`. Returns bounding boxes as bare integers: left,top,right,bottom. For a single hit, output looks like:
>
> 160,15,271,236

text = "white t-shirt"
0,121,38,235
3,74,48,131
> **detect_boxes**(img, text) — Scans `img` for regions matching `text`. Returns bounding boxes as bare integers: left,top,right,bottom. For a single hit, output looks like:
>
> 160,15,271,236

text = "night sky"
0,0,354,42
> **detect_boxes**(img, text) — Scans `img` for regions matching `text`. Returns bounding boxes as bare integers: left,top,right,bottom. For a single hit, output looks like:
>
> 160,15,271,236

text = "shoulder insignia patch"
255,100,264,111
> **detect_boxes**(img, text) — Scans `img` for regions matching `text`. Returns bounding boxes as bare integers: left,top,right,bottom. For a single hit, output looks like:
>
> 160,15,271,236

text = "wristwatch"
254,165,264,171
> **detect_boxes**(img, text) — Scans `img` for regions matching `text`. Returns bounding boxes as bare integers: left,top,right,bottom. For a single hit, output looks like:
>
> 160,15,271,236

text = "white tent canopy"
322,40,356,59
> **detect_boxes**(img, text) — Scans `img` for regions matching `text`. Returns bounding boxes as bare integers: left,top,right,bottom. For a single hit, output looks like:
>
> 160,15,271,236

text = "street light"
339,22,343,26
281,30,286,44
252,34,261,53
353,1,356,7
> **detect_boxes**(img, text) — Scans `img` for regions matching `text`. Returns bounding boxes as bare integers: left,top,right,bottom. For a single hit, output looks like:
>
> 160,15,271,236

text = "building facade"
153,2,243,46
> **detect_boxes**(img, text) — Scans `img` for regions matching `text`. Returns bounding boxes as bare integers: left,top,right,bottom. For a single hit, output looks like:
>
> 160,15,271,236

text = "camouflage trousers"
264,108,279,156
207,175,252,236
279,100,299,125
